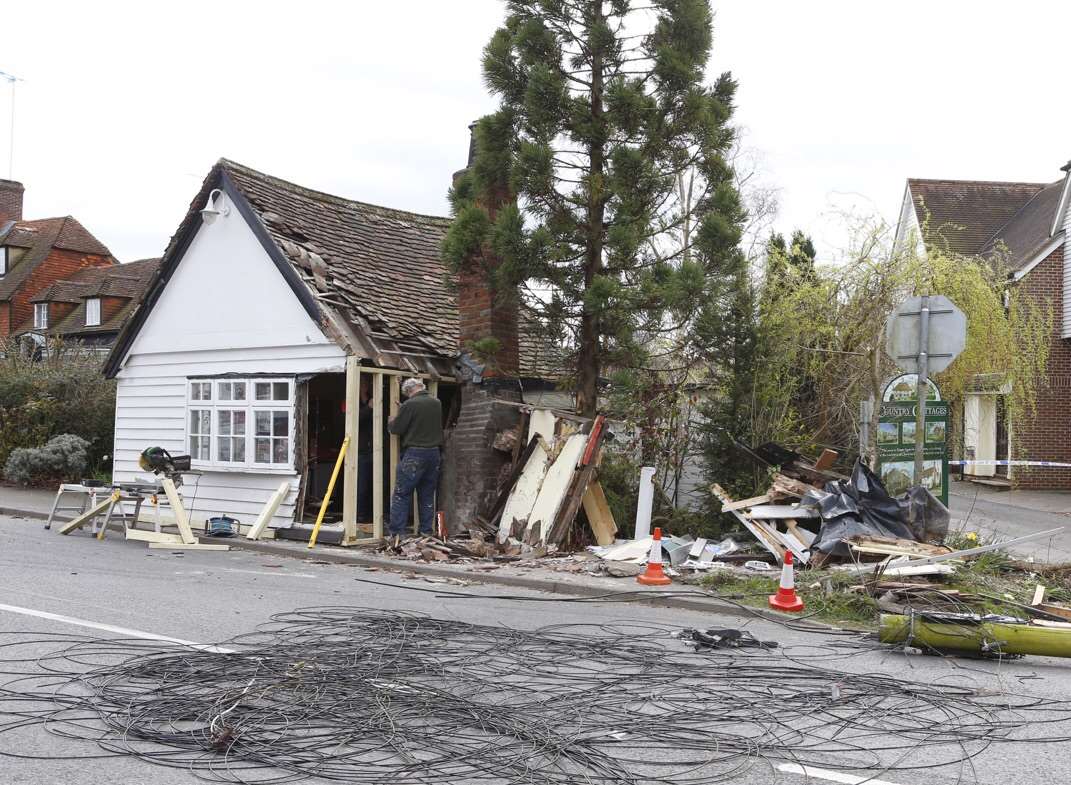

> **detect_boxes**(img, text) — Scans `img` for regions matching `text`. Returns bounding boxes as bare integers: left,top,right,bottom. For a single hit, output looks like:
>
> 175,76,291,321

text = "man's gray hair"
401,378,425,396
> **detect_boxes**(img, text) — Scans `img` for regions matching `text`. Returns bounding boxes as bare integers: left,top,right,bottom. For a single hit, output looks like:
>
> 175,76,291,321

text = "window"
85,297,101,327
0,246,7,276
186,378,292,469
33,303,48,329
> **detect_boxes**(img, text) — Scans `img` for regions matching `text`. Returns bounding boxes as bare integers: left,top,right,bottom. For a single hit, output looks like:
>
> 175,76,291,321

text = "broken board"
526,433,588,543
748,505,819,520
528,409,557,448
581,480,616,546
498,437,550,542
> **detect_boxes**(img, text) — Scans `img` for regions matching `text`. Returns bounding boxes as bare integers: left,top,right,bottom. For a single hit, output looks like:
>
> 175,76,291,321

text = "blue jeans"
389,447,440,536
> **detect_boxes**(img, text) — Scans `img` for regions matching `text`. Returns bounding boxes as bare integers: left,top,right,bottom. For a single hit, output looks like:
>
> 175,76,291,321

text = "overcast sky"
2,1,1068,264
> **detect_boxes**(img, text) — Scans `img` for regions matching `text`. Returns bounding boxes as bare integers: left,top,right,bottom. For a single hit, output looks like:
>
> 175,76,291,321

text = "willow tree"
443,0,746,416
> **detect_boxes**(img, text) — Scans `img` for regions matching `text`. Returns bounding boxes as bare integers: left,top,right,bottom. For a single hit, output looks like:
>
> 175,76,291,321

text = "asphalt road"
2,512,1071,785
948,482,1071,562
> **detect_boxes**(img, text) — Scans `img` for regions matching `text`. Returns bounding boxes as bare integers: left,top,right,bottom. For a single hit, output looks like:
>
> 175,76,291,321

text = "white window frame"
85,297,101,327
33,302,48,329
0,246,7,277
185,377,294,472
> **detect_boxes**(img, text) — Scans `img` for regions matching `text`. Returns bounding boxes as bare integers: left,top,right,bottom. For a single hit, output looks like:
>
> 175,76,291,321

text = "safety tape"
947,460,1071,468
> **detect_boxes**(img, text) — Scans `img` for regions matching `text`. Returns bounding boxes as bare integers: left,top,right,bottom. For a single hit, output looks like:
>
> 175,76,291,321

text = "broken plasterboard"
748,505,819,520
528,409,557,448
526,432,588,543
498,437,550,542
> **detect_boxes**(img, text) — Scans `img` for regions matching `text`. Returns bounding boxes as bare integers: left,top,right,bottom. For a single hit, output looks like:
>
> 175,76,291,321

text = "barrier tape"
948,460,1071,468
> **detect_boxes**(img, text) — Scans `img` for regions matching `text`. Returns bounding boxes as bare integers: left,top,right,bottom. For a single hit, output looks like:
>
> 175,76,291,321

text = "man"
355,381,374,521
387,378,443,538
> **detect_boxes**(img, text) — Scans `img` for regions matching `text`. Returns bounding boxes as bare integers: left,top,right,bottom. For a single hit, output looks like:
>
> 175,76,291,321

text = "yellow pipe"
308,436,349,549
880,613,1071,658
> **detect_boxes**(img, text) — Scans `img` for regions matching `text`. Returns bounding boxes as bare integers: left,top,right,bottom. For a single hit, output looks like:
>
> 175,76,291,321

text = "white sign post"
885,295,966,485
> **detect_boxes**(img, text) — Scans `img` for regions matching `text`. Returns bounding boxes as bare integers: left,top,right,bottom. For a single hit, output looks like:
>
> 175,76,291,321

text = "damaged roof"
906,177,1065,270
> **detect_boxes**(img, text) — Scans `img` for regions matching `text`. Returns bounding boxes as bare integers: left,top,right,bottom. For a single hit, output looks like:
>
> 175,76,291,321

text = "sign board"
876,399,949,506
885,295,966,374
883,374,940,403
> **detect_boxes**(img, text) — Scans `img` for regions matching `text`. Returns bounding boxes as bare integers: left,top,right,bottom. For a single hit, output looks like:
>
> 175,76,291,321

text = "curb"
3,503,812,625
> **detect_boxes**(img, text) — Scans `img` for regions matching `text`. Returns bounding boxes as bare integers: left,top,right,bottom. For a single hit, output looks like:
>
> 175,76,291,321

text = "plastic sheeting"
802,460,919,557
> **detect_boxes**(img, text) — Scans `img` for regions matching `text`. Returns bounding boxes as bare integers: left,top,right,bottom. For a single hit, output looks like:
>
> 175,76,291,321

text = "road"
2,512,1071,785
948,482,1071,562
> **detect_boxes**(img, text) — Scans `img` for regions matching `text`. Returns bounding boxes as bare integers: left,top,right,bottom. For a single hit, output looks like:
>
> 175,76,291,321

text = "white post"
634,466,656,540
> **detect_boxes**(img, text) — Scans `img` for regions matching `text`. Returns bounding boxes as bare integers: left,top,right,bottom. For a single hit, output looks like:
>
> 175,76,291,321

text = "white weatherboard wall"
1064,198,1071,338
112,204,346,529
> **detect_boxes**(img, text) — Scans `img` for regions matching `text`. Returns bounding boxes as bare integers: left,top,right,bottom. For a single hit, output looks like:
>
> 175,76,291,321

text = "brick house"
0,178,116,341
894,164,1071,489
13,258,160,353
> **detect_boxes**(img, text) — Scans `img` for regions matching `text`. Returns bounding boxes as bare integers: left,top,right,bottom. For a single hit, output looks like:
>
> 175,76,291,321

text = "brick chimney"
454,124,520,379
446,124,523,533
0,179,24,224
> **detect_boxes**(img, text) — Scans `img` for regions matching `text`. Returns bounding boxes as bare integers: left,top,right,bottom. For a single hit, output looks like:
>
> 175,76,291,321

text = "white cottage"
104,159,467,543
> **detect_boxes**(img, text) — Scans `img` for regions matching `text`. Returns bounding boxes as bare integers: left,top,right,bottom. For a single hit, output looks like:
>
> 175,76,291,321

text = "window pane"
233,438,246,462
219,382,232,401
200,410,211,433
273,438,288,464
255,382,271,401
219,439,231,462
191,383,201,401
218,411,231,436
255,438,270,463
234,410,246,434
255,411,271,436
190,410,200,434
272,382,288,401
233,382,246,401
273,411,288,436
190,436,199,455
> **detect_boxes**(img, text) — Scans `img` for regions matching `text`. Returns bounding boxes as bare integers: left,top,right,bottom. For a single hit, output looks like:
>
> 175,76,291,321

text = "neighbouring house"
12,258,160,353
0,178,116,340
894,163,1071,489
103,156,556,541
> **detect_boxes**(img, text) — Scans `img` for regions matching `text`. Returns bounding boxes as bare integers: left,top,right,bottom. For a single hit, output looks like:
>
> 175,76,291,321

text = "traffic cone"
637,527,672,586
768,551,805,612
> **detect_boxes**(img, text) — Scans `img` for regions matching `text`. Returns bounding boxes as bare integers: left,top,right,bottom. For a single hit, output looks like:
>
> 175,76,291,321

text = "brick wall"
1011,246,1071,489
8,249,114,331
0,302,8,337
457,266,520,377
447,382,521,531
0,179,23,223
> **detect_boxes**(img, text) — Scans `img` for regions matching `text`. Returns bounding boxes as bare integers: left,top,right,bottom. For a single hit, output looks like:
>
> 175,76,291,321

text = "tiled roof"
907,179,1050,256
979,180,1065,270
0,216,114,300
30,257,159,304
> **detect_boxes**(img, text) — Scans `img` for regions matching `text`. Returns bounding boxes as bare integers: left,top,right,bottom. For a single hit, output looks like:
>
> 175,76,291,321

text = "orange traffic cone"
768,551,804,612
637,527,672,586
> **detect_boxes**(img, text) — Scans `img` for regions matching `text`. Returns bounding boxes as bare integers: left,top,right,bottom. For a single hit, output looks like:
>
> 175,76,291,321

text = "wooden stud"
581,480,616,546
372,371,384,541
389,375,400,499
147,542,230,551
813,449,839,472
57,491,118,535
308,436,349,548
125,529,184,544
161,478,198,545
720,493,772,513
342,357,360,542
248,481,292,541
1032,584,1048,607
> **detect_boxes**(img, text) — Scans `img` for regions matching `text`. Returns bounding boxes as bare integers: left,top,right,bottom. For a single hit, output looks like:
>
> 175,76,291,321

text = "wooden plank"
161,479,198,544
771,474,817,498
248,481,292,541
57,492,117,535
785,519,816,547
125,529,184,544
528,409,557,447
389,375,400,496
499,438,550,542
720,493,772,513
1037,604,1071,621
748,505,819,520
342,357,360,541
813,449,839,472
711,483,799,564
308,437,349,549
581,479,616,546
1033,584,1048,607
372,371,384,541
147,542,230,551
527,432,587,543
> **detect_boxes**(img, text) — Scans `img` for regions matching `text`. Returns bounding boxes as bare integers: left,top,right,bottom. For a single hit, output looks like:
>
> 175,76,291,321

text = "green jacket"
388,391,443,449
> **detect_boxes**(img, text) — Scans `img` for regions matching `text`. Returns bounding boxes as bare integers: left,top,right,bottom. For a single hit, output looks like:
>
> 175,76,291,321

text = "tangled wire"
1,607,1070,783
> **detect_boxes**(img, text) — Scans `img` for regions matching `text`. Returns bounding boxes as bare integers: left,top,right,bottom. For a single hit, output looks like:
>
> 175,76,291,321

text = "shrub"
5,433,92,485
0,339,115,475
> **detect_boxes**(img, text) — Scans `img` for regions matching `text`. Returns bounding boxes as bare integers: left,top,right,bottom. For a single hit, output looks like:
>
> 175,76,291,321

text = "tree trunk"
576,9,605,418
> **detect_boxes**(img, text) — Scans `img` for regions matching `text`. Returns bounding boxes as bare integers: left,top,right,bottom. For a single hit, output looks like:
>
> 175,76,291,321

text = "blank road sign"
885,295,966,374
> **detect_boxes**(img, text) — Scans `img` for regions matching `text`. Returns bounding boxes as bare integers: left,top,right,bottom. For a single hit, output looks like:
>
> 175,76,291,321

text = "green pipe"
880,613,1071,658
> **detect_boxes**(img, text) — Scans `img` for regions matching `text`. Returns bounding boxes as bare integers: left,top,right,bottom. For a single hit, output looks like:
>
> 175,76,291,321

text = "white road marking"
224,568,317,579
0,602,234,654
777,764,905,785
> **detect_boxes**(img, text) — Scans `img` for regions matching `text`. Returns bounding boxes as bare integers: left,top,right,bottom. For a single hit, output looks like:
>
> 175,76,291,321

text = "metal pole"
914,295,930,485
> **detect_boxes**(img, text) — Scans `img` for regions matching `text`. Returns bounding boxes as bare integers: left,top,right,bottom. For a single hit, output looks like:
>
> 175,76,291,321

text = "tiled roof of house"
0,216,114,299
907,177,1066,271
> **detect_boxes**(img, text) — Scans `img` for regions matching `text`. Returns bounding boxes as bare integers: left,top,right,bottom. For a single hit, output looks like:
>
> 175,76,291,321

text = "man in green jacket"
387,378,443,537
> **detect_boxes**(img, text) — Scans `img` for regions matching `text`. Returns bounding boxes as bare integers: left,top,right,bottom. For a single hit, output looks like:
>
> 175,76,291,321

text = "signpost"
877,375,949,505
885,295,966,485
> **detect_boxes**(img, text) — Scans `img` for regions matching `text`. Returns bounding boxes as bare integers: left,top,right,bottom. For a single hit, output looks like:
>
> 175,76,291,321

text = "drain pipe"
634,466,656,540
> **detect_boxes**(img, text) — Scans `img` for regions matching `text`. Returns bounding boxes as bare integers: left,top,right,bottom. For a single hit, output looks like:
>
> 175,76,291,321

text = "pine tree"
443,0,745,416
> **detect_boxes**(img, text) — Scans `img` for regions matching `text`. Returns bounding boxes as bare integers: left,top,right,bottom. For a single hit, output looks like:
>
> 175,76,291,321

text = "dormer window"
85,297,101,327
33,302,48,329
0,246,7,276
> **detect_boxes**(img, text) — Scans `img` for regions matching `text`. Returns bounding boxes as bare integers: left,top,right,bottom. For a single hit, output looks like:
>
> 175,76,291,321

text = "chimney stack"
0,179,24,224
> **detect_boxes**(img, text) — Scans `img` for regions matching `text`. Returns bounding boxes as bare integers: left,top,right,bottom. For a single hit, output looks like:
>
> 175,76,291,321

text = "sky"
1,1,1068,264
